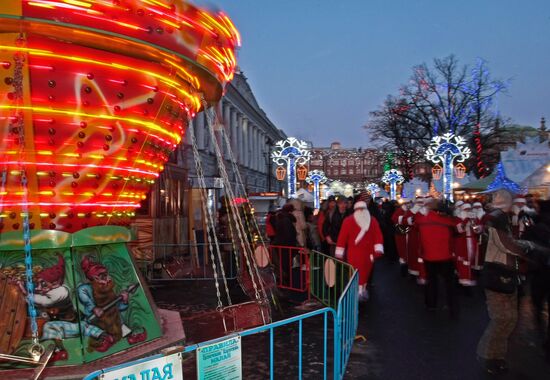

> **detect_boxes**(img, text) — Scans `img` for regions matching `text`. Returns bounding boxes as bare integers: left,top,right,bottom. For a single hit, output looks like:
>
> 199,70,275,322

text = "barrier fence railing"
268,245,310,294
85,247,359,380
83,307,339,380
131,242,238,281
309,249,355,310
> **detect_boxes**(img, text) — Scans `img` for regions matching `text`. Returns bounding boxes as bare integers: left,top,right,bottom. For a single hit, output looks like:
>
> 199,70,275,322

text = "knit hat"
37,255,65,283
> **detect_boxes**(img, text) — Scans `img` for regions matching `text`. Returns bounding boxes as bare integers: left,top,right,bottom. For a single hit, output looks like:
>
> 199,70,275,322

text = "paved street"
346,258,550,379
151,257,550,379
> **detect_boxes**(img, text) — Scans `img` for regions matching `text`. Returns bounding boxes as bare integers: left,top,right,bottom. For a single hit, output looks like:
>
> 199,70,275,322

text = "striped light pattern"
0,1,239,232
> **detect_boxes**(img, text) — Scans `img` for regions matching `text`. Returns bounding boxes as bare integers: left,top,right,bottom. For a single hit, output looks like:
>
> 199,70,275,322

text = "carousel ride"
0,0,269,377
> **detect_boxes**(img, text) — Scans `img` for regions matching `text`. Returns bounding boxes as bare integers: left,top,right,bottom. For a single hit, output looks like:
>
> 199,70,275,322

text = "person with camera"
476,189,531,374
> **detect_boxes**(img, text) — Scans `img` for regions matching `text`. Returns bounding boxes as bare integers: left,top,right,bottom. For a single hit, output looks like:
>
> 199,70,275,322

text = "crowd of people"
266,188,550,375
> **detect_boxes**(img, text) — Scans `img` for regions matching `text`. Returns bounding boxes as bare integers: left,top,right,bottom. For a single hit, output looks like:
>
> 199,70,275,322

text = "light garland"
425,132,471,202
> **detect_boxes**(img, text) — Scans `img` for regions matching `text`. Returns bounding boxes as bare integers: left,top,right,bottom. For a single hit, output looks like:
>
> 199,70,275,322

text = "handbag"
482,261,518,294
482,227,520,294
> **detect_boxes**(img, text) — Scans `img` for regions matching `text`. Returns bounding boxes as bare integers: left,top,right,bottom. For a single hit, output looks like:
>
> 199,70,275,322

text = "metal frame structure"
306,170,328,209
271,137,311,198
425,132,471,202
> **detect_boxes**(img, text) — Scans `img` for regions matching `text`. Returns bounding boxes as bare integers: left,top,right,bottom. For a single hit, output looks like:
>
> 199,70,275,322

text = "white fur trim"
456,223,464,233
370,254,374,261
398,215,404,224
354,201,367,210
374,244,384,254
335,247,345,259
419,207,428,216
417,258,424,263
407,217,414,225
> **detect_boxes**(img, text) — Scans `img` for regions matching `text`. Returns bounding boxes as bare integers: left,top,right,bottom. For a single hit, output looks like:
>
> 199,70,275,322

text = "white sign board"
197,336,242,380
100,352,183,380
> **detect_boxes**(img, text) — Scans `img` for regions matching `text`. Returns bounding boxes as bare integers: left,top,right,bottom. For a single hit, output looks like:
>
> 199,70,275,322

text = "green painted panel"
0,230,72,251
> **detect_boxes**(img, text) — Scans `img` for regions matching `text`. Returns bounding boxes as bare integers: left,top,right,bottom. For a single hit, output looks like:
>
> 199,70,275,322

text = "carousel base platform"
0,309,185,380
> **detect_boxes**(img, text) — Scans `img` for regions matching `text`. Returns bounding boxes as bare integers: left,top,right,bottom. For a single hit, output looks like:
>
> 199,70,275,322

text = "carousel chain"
13,46,43,356
202,103,267,305
188,116,231,309
218,127,270,298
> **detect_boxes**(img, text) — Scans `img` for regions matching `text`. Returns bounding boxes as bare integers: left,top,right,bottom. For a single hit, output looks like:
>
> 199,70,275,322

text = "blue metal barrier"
84,307,338,380
336,270,359,378
85,255,359,380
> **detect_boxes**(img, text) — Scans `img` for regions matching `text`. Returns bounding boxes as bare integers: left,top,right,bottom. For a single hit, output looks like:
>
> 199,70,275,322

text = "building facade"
310,142,431,188
133,71,286,248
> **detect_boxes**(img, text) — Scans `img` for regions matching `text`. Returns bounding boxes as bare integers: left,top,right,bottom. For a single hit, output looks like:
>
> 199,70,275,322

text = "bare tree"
366,55,507,178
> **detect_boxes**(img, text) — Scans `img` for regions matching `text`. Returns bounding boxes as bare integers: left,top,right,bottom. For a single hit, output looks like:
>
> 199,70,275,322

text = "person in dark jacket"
323,197,347,256
273,203,297,247
523,200,550,351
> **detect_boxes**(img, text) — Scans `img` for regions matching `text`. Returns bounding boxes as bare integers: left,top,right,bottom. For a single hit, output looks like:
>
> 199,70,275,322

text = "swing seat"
160,256,194,279
0,275,27,355
219,300,271,332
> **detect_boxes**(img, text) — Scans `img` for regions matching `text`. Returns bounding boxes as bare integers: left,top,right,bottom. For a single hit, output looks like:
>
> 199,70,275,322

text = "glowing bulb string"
104,65,180,226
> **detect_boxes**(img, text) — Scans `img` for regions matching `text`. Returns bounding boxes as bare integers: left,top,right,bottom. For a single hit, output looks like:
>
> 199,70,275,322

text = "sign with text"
100,352,183,380
197,336,242,380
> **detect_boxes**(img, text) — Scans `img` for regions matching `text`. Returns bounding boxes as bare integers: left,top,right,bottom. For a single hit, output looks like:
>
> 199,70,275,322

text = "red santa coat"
335,214,383,286
415,211,455,261
405,209,422,275
453,217,478,285
391,207,408,265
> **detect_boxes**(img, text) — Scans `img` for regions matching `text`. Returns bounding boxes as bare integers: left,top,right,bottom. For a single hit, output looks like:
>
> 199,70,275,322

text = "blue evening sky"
198,0,550,147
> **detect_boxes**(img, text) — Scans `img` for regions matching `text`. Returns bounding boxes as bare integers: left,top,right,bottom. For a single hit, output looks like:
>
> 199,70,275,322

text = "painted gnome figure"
18,255,112,362
335,201,384,300
78,256,146,352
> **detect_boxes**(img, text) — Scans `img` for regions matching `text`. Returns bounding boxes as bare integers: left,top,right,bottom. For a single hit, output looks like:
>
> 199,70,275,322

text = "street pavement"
346,258,550,379
151,258,550,379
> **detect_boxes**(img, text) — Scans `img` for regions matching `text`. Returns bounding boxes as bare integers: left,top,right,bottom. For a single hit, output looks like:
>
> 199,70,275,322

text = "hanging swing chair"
183,101,273,337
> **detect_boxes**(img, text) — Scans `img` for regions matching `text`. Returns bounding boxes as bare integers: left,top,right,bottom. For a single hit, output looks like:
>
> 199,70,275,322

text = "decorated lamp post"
425,132,471,202
381,169,404,200
271,137,311,198
365,182,380,198
306,170,327,209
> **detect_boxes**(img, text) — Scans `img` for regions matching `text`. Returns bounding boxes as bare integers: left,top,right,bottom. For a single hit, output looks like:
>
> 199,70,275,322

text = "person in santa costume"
454,203,480,286
392,198,411,276
415,198,459,316
405,197,427,284
335,201,384,301
471,202,486,270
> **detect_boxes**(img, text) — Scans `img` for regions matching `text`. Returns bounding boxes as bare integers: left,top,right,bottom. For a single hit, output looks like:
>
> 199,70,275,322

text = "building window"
349,168,354,175
341,169,346,175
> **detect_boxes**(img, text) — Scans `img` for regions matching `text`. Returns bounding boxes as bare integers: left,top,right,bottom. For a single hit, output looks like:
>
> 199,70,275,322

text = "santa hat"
461,203,472,210
399,198,411,204
357,191,370,202
513,197,526,204
81,256,107,281
37,255,65,283
472,202,483,208
353,202,371,245
454,200,464,208
354,201,367,210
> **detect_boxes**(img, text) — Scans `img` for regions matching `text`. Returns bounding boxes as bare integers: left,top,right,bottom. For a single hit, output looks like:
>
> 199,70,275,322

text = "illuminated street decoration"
306,170,327,209
365,182,380,198
426,132,471,202
0,0,241,233
381,169,404,200
271,137,311,198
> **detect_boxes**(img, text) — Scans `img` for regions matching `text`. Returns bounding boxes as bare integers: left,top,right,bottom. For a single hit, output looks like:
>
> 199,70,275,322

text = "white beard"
473,209,485,219
511,205,521,215
353,209,371,245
